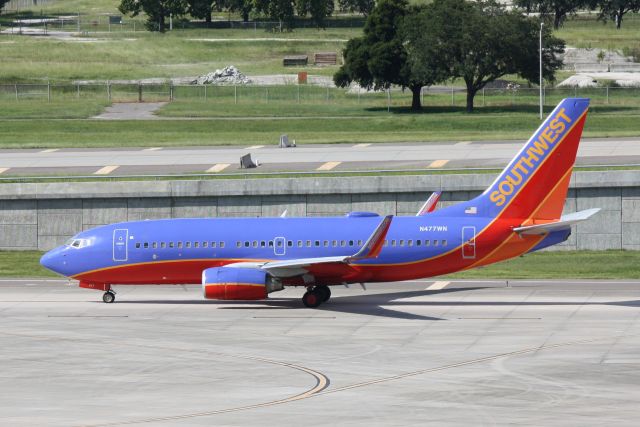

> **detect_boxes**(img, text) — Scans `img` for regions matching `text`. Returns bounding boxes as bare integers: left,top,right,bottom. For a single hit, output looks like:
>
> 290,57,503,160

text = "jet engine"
202,267,283,300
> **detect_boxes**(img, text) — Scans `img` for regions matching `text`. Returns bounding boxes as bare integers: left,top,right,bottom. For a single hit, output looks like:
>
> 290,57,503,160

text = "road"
1,137,640,177
0,278,638,426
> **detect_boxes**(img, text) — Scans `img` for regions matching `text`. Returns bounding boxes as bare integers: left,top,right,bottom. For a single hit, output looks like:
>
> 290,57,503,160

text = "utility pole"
539,22,544,120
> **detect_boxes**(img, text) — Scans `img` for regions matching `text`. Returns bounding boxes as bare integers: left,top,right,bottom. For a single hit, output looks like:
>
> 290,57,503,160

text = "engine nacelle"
202,267,283,300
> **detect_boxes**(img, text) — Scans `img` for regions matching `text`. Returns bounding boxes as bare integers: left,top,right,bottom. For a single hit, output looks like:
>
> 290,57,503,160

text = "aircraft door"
273,237,286,256
113,229,129,262
461,226,476,259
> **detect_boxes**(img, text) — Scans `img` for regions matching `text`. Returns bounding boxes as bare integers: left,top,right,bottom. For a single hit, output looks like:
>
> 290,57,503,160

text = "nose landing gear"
302,285,331,308
102,290,116,304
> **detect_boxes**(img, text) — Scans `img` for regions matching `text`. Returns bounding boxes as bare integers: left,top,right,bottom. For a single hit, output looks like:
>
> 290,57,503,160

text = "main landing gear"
102,290,116,304
302,285,331,308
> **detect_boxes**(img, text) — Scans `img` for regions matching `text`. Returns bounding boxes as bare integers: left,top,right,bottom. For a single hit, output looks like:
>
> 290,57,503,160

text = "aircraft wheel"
315,285,331,302
102,291,116,304
302,290,322,308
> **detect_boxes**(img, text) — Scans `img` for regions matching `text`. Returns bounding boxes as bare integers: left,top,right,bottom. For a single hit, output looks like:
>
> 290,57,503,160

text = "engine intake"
202,267,283,300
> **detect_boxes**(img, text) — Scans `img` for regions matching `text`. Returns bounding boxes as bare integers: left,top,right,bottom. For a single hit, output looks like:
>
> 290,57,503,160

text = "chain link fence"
1,83,640,108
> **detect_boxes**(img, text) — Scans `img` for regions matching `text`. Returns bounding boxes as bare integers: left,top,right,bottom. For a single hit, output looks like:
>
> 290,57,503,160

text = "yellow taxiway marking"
428,159,449,168
353,143,371,148
40,148,59,153
143,147,163,151
317,161,341,171
0,168,9,174
94,165,120,175
245,145,264,150
426,281,450,291
206,163,231,173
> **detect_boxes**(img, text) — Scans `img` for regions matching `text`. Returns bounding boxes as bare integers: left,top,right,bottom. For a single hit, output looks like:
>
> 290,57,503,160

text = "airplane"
40,98,599,308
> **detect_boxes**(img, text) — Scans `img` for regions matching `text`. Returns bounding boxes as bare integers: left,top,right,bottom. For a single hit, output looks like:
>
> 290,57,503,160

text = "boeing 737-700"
40,98,599,307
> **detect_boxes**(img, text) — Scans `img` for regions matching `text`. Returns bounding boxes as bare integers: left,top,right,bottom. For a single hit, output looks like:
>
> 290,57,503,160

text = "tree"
334,0,444,110
514,0,588,28
0,0,10,12
297,0,335,28
119,0,188,32
254,0,295,31
592,0,640,29
408,0,564,112
188,0,214,24
338,0,376,16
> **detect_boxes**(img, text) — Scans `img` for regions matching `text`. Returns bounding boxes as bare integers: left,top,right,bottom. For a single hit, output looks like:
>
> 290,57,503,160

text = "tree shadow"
365,104,638,115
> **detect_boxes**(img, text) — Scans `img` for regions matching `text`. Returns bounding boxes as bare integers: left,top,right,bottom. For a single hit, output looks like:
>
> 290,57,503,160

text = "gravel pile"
193,66,251,85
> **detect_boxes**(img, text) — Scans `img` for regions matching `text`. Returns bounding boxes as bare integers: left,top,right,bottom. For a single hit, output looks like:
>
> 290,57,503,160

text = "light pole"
539,22,544,120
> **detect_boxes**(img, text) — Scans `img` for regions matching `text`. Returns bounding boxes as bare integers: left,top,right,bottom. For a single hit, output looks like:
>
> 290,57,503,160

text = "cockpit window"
67,238,91,249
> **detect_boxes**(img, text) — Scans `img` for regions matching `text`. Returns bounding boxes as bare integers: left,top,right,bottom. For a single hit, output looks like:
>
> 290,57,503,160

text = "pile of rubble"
193,66,251,85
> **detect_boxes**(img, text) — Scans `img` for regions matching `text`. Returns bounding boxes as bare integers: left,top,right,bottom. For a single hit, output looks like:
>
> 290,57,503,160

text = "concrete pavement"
0,279,639,426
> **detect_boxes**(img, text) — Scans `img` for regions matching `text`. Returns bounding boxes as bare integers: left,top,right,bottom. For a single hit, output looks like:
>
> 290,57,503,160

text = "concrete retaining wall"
1,170,639,251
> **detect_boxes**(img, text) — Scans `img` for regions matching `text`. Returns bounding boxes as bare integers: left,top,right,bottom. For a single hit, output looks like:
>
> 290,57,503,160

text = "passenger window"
408,240,413,247
244,241,250,248
236,241,241,248
211,241,216,248
424,240,430,247
442,240,447,246
332,240,337,247
186,242,191,248
384,240,388,247
349,240,354,246
144,242,149,249
357,240,363,246
315,240,320,247
253,241,258,248
178,242,183,248
203,242,208,248
416,240,421,246
261,241,266,247
399,240,404,247
340,240,346,247
269,241,274,247
161,242,166,249
306,240,311,247
194,242,200,248
277,240,283,247
220,242,225,248
287,240,293,247
391,240,396,247
135,243,141,249
324,241,329,247
298,240,303,247
169,242,175,248
434,240,439,247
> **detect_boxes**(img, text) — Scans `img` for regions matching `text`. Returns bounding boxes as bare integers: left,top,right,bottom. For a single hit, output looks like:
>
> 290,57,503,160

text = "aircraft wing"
513,208,600,235
226,215,393,279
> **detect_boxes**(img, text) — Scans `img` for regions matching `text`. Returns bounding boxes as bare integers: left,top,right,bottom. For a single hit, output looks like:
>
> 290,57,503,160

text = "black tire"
316,285,331,302
302,290,322,308
103,292,115,304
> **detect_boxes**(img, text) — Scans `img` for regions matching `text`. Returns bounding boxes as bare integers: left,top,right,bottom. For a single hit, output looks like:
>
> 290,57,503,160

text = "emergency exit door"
113,229,128,262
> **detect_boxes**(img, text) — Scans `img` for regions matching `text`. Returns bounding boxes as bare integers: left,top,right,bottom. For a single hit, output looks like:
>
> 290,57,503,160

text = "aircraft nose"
40,247,64,274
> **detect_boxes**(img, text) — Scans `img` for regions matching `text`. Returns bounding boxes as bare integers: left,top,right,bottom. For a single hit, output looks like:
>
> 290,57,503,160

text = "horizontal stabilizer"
513,208,600,235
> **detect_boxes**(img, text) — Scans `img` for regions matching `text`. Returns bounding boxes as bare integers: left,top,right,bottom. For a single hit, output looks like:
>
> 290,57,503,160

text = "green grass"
1,250,639,279
557,13,640,51
0,100,109,119
0,105,639,148
446,250,640,279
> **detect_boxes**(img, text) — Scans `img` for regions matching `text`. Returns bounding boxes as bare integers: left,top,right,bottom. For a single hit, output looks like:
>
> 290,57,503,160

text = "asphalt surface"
1,137,640,177
1,278,639,426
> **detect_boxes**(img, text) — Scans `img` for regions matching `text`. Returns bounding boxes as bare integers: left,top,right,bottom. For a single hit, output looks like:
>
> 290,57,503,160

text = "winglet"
416,191,442,216
350,215,393,260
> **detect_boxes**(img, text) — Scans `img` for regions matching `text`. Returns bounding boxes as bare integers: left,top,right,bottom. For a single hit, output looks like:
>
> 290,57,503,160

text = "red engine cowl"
202,267,280,300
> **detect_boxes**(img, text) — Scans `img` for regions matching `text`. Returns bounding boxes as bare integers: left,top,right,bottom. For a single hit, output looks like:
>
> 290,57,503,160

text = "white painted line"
40,148,59,153
0,168,9,174
317,161,341,171
94,165,120,175
143,147,162,151
456,141,472,146
426,281,450,291
354,143,371,148
428,159,450,168
206,163,231,173
245,145,264,150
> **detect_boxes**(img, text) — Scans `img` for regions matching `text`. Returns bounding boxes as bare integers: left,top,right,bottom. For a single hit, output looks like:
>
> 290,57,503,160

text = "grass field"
0,106,639,148
3,250,639,279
